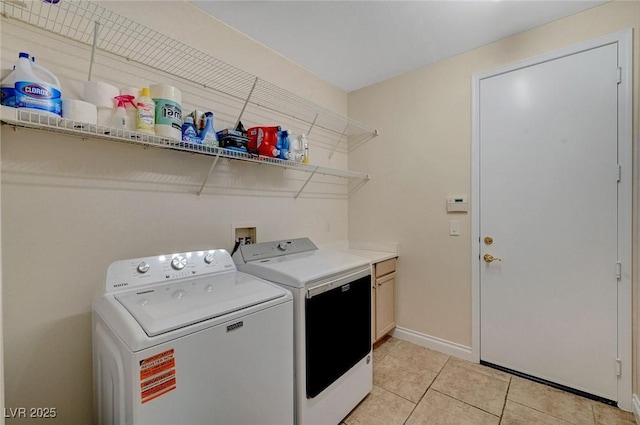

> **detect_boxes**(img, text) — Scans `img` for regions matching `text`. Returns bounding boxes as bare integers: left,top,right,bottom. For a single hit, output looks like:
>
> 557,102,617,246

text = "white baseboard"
632,394,640,424
392,326,475,362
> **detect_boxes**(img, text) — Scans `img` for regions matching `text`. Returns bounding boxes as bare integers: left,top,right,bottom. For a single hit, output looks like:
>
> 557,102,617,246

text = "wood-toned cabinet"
372,257,397,343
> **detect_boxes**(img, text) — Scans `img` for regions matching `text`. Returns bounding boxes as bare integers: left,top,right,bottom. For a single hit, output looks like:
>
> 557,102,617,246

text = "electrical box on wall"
446,196,469,213
232,223,257,247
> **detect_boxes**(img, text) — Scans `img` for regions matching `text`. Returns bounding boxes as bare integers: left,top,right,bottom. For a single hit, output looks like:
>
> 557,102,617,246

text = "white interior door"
479,43,620,401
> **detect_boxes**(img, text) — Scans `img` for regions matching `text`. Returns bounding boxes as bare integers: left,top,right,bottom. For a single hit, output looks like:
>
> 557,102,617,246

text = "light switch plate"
449,220,460,236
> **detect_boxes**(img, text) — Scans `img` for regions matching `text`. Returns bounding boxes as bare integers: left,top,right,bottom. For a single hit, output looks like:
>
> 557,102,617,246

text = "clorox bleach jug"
13,52,62,117
1,53,35,107
1,64,18,107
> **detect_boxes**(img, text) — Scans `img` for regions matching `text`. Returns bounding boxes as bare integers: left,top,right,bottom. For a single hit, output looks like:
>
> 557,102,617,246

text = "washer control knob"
171,255,187,270
137,261,150,274
277,242,288,251
204,253,215,264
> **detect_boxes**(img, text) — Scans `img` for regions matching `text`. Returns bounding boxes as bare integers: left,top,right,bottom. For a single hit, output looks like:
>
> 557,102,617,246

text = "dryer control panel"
105,249,236,292
234,237,318,263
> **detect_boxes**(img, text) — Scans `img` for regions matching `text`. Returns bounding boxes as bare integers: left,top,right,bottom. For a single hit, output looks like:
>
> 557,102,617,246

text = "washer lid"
115,271,287,337
238,249,370,288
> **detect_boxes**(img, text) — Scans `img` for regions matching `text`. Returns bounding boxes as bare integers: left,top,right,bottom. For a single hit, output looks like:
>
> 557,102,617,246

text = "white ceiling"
191,1,607,92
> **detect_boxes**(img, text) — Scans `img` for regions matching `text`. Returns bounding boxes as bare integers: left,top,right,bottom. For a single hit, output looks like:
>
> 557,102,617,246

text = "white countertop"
319,241,399,264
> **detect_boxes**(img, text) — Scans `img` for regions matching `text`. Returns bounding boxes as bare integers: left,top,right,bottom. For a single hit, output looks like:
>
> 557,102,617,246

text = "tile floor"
340,336,636,425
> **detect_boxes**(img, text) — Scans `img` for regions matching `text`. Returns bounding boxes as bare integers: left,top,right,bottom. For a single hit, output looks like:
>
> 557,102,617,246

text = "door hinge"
616,358,622,376
617,164,621,182
617,67,622,84
615,262,621,279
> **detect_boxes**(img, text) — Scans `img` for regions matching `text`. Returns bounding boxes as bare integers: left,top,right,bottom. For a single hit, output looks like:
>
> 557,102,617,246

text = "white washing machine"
92,249,294,425
233,238,372,425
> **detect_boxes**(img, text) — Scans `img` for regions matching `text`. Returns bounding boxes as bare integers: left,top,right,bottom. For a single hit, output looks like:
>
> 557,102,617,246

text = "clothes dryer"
233,238,372,425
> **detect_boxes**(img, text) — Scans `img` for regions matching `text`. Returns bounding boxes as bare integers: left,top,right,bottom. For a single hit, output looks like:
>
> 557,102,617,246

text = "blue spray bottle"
199,112,219,148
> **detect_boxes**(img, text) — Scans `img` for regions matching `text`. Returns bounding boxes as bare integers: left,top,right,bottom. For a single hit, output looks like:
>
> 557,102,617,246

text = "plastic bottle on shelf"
120,87,140,131
1,65,17,107
288,133,306,162
136,87,155,134
112,95,135,130
302,142,310,163
181,116,199,144
199,112,218,148
13,51,63,117
277,130,290,160
2,55,40,107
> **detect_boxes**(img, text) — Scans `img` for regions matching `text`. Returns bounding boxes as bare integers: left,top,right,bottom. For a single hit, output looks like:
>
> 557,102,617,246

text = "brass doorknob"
483,254,502,263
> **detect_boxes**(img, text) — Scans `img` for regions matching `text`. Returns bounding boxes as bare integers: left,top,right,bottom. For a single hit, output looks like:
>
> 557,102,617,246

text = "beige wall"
3,0,640,422
348,0,639,394
1,2,350,424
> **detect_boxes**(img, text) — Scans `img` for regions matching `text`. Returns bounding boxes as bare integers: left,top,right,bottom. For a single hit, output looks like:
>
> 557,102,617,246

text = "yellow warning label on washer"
139,349,176,404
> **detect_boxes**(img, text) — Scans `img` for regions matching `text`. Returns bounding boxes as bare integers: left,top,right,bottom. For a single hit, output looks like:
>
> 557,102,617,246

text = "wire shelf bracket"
197,152,221,198
295,167,319,200
328,124,349,161
87,20,101,81
234,77,258,130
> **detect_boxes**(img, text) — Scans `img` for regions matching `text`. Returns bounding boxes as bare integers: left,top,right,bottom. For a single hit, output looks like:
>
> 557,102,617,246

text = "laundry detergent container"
247,126,280,157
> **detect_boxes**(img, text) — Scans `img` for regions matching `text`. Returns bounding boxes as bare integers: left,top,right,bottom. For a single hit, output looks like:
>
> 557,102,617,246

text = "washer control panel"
235,237,318,263
106,249,236,292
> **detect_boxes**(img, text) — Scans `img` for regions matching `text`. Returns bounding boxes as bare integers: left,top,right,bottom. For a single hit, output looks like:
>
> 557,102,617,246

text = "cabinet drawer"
375,258,397,278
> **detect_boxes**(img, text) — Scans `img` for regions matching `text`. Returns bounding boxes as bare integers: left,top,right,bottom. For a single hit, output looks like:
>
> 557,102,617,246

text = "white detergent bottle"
288,133,307,162
1,65,17,107
2,55,40,107
2,55,42,107
14,51,62,117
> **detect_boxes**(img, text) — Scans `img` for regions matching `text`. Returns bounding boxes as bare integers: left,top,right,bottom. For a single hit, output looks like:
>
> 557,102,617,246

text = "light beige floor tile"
501,401,573,425
592,402,636,425
430,360,508,416
405,389,500,425
446,357,512,383
387,340,450,373
373,349,384,364
373,336,402,362
373,354,437,402
343,385,415,425
374,335,401,355
507,376,595,425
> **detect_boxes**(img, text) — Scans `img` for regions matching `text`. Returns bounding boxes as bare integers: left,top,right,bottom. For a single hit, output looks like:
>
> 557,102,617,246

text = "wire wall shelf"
0,108,370,198
0,0,378,139
1,0,376,198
